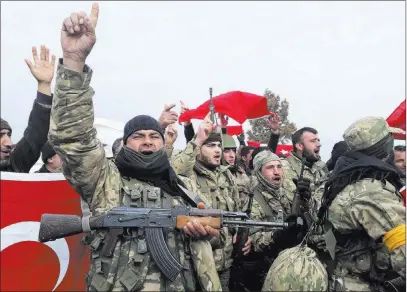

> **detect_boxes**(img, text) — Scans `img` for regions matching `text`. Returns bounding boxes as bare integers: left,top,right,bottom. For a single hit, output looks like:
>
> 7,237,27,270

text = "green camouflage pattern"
281,153,328,200
171,141,201,176
244,184,292,252
253,150,280,173
343,116,395,151
49,62,221,291
233,169,251,209
174,143,240,273
262,245,328,291
326,178,406,290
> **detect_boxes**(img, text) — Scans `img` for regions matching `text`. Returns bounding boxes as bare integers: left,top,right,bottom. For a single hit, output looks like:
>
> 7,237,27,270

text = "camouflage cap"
222,134,236,149
262,246,328,291
253,150,280,173
343,116,405,151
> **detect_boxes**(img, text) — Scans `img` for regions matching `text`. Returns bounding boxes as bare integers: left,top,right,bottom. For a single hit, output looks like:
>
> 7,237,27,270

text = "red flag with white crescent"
246,141,293,157
0,172,89,291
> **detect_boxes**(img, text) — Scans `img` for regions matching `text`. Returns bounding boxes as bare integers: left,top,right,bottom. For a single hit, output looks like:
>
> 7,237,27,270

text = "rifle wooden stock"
175,216,222,229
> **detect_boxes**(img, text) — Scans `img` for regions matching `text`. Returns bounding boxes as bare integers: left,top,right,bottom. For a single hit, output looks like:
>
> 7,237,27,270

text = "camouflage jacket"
172,142,240,271
232,168,251,209
244,184,293,253
326,179,406,291
48,61,221,291
281,152,328,200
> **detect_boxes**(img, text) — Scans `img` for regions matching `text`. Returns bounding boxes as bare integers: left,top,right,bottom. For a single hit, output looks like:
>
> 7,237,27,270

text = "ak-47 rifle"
209,87,221,134
39,206,300,282
291,157,307,216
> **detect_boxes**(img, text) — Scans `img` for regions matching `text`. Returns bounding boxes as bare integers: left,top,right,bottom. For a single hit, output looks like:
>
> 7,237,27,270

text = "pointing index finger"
164,104,176,111
90,3,99,28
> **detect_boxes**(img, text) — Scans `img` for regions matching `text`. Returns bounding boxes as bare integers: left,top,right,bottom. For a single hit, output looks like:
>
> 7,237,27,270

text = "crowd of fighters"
1,3,405,292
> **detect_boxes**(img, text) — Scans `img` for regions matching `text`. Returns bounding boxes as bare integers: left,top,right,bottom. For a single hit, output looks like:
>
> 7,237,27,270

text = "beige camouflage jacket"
172,143,240,272
48,61,221,291
244,185,293,253
281,153,328,199
328,179,406,291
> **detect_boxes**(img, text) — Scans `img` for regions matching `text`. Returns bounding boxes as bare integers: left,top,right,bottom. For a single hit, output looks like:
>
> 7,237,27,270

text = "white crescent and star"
1,221,70,291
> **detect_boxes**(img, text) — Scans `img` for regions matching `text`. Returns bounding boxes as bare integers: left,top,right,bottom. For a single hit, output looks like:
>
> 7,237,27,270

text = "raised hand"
165,124,178,146
158,104,179,128
61,3,99,70
195,113,214,146
180,100,191,126
25,46,56,86
266,113,280,133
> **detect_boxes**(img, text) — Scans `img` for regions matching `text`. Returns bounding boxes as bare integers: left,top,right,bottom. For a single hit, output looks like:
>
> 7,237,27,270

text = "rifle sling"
253,188,274,222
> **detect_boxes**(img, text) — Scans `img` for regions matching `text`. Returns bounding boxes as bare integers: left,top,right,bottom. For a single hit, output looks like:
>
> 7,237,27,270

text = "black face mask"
115,146,171,181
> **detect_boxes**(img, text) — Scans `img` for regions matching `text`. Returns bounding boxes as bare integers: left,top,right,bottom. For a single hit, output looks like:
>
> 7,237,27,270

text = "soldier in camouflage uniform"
49,5,222,291
221,133,251,208
281,127,328,199
172,121,251,291
237,150,305,291
314,116,405,291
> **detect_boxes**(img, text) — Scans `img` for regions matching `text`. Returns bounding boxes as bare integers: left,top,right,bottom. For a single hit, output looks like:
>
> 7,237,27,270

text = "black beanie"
123,115,164,144
1,118,12,134
202,132,222,145
41,141,56,164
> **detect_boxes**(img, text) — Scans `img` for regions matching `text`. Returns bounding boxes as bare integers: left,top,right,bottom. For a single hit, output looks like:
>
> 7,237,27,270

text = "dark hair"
241,146,255,158
112,137,123,155
291,127,318,152
249,146,268,170
394,145,406,152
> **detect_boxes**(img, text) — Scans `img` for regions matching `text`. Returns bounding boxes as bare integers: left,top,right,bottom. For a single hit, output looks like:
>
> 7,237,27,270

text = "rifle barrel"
223,220,288,228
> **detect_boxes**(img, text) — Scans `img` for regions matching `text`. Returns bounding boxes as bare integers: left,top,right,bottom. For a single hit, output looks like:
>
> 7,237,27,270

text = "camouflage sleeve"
178,174,226,250
332,182,406,277
48,60,120,214
248,200,275,253
281,159,297,197
171,140,201,176
190,240,222,291
165,144,174,158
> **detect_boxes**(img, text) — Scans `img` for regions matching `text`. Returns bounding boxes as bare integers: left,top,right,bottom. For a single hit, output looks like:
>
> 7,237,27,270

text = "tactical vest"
84,177,197,292
194,168,236,272
315,182,404,292
285,155,327,191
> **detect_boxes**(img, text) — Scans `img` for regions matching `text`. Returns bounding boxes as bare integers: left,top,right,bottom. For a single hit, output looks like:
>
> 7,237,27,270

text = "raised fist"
195,113,214,146
61,3,99,63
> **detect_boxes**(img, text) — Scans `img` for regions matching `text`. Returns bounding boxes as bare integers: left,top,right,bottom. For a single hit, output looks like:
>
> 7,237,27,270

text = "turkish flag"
1,172,90,291
179,91,270,124
275,145,293,157
246,141,293,157
226,125,243,136
387,100,406,140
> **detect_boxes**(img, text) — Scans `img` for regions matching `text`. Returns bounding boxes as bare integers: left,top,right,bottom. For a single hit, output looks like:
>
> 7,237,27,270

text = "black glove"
293,178,311,200
272,214,307,248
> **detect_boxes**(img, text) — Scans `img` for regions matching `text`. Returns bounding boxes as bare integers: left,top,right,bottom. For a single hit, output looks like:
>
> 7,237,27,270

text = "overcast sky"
1,1,405,161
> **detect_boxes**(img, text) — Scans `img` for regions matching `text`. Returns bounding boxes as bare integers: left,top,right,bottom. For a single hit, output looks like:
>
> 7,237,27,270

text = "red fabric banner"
387,100,406,140
179,91,270,124
0,172,89,291
226,125,243,136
